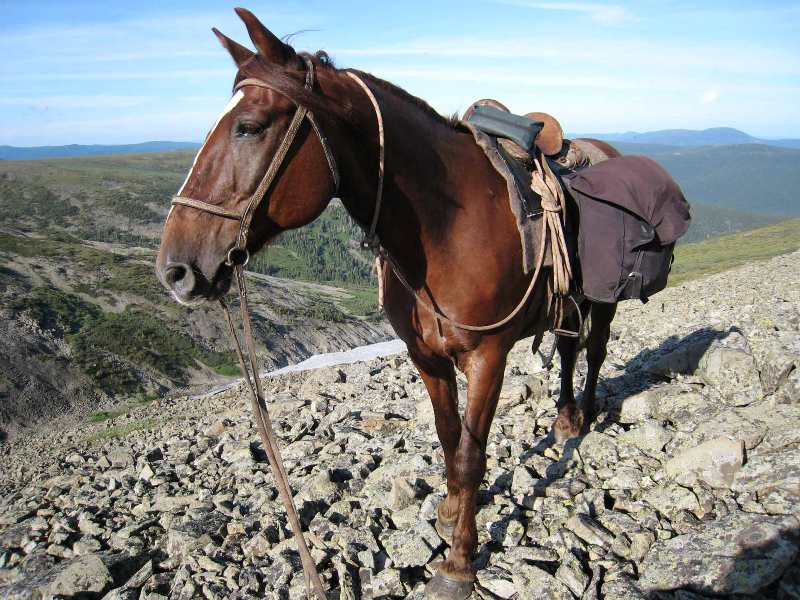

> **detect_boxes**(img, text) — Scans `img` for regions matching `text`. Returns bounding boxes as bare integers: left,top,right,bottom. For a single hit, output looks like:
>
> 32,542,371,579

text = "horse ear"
212,28,254,67
234,7,294,63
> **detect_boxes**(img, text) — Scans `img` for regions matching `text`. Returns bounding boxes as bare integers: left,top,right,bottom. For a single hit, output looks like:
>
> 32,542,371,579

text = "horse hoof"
553,422,579,444
553,413,583,443
425,573,474,600
434,517,455,545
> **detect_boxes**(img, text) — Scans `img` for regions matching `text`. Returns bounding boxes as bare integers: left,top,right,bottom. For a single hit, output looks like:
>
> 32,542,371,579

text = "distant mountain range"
0,141,198,160
3,127,799,162
569,127,800,149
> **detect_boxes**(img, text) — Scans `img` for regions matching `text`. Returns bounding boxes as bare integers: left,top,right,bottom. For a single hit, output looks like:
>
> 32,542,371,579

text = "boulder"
639,513,799,595
577,431,619,467
642,483,700,516
732,447,800,515
512,562,574,600
665,436,745,488
618,420,673,454
698,333,763,405
617,390,659,424
379,522,440,568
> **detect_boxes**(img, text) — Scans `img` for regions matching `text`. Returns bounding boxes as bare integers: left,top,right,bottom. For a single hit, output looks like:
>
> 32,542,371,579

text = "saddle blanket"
465,122,546,274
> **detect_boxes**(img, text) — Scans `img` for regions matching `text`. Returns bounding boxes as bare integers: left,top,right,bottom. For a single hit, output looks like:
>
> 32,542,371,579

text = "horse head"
156,8,349,304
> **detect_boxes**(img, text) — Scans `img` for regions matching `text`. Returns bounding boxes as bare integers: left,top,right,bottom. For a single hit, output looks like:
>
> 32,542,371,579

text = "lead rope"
220,267,327,600
219,59,327,600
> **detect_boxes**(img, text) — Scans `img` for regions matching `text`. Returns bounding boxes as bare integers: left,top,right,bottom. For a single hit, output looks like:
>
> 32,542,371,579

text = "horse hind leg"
552,304,588,442
580,301,617,427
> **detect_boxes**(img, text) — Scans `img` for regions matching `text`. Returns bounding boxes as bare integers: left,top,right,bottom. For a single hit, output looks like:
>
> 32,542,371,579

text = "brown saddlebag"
564,155,691,303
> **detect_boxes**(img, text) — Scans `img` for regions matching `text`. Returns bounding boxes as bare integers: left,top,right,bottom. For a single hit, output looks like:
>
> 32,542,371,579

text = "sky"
1,0,798,146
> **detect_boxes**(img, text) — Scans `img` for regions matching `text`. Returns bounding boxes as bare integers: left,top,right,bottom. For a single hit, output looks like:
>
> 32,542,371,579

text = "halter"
170,57,339,267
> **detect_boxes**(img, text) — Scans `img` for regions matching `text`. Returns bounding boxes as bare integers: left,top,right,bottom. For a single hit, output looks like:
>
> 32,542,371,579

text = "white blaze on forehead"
177,90,245,195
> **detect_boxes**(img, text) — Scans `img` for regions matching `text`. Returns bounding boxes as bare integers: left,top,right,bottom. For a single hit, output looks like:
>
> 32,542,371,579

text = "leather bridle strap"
171,58,330,600
345,70,573,333
345,71,385,250
220,268,327,600
171,57,339,265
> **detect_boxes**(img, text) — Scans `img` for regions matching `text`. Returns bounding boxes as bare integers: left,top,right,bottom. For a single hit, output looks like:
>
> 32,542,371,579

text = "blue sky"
1,0,798,145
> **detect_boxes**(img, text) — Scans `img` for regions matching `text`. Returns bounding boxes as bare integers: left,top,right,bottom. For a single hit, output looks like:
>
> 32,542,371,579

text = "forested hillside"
0,152,373,286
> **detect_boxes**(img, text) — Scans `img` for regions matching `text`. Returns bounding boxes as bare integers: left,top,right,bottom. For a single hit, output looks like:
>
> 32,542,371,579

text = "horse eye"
235,121,265,138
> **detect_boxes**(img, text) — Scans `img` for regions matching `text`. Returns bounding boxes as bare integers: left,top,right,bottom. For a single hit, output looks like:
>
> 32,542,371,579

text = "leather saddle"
463,99,602,173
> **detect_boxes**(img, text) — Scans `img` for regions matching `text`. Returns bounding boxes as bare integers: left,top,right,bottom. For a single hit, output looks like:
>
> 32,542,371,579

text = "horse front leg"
426,348,507,600
408,351,461,540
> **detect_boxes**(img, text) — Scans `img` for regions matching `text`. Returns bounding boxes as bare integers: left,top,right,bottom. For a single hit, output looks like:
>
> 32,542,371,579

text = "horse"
156,8,619,599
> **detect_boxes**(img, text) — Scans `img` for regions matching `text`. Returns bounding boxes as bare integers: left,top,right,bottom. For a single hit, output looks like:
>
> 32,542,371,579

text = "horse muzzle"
157,260,232,305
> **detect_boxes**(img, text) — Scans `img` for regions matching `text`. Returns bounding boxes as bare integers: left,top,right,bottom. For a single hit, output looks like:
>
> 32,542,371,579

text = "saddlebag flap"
466,105,543,153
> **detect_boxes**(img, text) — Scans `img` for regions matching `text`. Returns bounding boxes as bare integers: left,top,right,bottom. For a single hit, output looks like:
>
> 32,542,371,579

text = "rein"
346,74,575,333
171,58,330,600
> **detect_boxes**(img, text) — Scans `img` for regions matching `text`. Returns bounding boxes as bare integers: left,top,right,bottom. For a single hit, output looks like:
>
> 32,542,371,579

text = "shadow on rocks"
601,326,737,406
518,326,736,496
643,521,800,599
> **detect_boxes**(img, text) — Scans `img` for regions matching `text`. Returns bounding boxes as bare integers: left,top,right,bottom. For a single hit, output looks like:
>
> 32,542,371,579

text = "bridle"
171,56,339,268
169,57,341,600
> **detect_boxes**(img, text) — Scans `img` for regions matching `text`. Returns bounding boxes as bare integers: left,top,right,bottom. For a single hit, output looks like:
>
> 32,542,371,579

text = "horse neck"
336,83,499,271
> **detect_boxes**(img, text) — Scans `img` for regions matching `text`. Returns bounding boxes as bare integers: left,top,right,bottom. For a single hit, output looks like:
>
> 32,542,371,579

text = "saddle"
463,99,605,173
463,99,691,305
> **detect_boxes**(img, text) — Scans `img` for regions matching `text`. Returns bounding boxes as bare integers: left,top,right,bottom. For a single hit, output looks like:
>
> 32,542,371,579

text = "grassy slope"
670,218,800,286
0,152,374,286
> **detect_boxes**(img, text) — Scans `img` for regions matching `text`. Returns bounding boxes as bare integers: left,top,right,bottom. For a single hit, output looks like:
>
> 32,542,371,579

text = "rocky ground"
1,251,798,599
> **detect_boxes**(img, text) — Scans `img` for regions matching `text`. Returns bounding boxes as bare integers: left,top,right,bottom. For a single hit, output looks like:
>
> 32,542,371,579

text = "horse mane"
342,68,461,129
235,49,461,129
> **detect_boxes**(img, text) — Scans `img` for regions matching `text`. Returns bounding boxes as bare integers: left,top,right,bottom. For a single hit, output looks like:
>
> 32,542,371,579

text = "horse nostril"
164,264,186,286
163,262,195,295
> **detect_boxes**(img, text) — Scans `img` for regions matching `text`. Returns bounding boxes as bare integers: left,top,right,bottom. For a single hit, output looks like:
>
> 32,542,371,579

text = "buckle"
225,247,250,267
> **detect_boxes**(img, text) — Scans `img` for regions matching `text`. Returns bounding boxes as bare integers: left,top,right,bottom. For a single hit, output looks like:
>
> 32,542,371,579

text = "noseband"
170,57,339,267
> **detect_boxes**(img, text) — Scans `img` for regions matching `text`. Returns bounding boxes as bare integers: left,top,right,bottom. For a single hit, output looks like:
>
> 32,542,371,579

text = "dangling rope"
530,152,575,335
220,266,327,600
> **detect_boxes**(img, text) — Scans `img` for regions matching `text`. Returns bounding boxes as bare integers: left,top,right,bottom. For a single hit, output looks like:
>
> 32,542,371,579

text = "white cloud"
700,89,720,105
0,68,232,83
0,95,151,110
493,1,634,25
333,36,799,79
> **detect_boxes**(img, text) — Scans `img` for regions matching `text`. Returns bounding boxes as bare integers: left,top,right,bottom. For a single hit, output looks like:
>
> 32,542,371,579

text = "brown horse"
156,8,618,598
